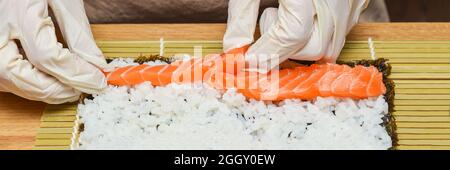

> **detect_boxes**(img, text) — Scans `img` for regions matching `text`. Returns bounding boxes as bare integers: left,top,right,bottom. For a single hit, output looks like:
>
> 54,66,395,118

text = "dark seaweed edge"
134,54,173,64
105,58,114,64
337,58,398,149
106,55,173,64
78,93,93,105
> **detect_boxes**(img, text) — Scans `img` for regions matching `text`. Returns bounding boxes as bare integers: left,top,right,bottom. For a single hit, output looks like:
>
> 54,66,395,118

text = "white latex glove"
0,0,107,104
223,0,369,72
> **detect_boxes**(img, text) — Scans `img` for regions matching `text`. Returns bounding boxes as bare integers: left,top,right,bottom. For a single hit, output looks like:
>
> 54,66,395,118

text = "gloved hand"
0,0,107,104
223,0,369,73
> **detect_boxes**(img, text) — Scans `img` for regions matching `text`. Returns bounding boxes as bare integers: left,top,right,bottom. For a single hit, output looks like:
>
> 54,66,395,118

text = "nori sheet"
133,55,173,64
88,56,398,149
105,55,173,64
337,58,397,149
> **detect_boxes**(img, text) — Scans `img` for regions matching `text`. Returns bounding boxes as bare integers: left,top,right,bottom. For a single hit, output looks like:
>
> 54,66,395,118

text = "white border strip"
70,111,80,150
368,37,377,60
160,38,165,56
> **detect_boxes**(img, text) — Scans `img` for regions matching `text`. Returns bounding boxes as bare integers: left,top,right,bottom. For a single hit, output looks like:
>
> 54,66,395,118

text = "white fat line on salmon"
368,37,377,60
292,69,322,94
157,65,170,85
139,64,153,83
121,65,139,85
367,67,378,96
280,72,301,90
160,38,165,56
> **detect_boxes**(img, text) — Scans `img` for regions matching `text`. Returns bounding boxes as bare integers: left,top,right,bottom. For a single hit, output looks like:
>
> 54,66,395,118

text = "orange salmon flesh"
104,47,386,101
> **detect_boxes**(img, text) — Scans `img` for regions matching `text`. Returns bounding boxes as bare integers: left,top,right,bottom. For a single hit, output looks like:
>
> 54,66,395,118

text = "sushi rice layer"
76,58,392,150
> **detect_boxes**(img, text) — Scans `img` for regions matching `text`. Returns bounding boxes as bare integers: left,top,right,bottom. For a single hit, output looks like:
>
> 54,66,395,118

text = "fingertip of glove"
69,66,108,95
85,71,108,94
41,83,82,104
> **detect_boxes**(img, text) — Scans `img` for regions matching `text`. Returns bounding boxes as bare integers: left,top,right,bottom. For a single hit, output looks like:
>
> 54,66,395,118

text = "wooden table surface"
1,23,450,150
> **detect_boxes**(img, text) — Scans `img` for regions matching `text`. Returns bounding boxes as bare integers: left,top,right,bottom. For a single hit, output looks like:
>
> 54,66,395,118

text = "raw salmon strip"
104,46,387,101
293,64,328,100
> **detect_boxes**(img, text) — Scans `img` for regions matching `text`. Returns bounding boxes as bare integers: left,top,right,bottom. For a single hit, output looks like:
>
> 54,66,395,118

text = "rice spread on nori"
75,56,397,149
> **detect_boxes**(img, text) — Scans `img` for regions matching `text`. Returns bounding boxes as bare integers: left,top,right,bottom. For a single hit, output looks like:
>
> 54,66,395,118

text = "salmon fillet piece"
104,46,387,101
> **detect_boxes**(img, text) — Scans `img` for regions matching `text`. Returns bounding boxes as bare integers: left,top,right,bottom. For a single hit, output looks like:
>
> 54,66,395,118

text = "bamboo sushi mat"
33,40,450,150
